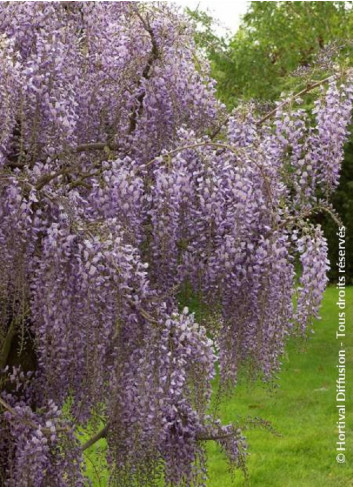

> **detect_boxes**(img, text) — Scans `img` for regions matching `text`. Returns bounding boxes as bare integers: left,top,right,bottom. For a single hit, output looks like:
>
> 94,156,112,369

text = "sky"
171,0,250,35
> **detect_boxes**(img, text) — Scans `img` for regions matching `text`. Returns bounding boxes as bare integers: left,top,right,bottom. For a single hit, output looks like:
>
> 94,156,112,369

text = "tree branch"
279,204,343,229
128,12,160,134
0,397,68,433
4,141,118,172
209,115,230,139
144,141,241,169
74,142,118,153
82,424,109,451
197,430,239,442
80,423,241,452
35,154,108,191
256,73,340,125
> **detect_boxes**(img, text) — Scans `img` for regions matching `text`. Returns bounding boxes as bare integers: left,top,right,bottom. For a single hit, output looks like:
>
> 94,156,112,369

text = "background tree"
195,1,352,105
0,2,352,486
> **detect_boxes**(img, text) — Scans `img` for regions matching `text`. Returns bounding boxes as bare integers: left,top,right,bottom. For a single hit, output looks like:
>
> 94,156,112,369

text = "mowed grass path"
85,286,353,486
207,286,353,486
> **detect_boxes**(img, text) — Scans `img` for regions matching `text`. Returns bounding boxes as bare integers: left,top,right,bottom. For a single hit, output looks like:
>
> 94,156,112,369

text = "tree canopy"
199,1,353,105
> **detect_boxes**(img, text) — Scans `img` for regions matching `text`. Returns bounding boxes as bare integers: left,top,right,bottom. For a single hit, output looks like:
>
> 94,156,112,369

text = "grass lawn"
85,286,353,486
207,286,353,487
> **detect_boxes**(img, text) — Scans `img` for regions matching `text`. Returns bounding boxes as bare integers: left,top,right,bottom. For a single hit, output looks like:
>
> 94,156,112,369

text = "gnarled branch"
128,11,160,134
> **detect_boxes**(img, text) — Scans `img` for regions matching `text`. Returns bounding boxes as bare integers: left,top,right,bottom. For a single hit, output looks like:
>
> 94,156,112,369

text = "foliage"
0,2,352,486
194,1,353,106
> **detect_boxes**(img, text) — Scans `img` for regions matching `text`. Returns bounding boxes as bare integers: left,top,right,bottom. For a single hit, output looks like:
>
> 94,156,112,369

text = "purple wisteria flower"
0,2,352,486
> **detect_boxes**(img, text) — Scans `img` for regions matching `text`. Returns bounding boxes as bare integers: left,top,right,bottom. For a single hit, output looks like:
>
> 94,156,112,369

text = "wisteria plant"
0,2,352,486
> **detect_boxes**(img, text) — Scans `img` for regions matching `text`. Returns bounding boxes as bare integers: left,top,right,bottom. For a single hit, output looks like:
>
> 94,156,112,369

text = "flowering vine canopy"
0,2,352,486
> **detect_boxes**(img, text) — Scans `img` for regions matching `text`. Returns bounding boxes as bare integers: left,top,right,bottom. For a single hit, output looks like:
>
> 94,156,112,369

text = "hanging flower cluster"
0,2,352,486
295,225,330,333
0,368,84,486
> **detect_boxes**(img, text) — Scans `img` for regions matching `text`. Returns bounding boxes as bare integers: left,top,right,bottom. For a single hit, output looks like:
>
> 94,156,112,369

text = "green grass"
85,286,353,486
206,286,353,486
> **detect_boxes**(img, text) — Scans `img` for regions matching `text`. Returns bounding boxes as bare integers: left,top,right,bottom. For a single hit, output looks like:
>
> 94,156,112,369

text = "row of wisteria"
0,2,352,486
